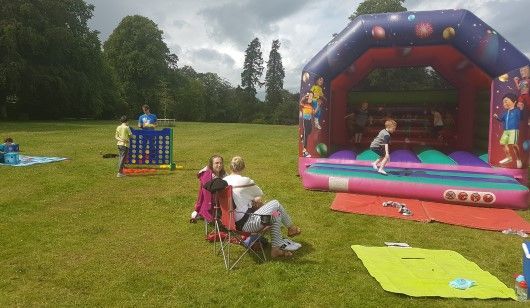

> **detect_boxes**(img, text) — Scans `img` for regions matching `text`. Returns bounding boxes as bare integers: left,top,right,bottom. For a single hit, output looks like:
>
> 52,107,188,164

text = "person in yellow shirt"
310,76,326,129
115,115,133,177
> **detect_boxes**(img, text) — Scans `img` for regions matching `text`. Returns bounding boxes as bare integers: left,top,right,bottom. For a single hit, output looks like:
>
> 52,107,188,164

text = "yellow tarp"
351,245,516,300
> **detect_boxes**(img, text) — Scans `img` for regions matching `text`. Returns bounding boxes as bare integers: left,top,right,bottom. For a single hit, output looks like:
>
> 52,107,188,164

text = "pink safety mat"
331,193,431,223
331,193,530,232
422,201,530,232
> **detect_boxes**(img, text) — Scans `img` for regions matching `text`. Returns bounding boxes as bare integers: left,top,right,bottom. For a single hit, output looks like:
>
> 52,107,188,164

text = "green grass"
0,120,528,307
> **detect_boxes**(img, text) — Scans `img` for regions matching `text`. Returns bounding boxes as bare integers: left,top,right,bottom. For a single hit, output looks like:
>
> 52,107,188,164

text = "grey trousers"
117,145,128,173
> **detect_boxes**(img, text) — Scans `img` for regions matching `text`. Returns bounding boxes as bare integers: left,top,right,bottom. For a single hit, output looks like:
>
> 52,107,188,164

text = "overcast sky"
86,0,530,93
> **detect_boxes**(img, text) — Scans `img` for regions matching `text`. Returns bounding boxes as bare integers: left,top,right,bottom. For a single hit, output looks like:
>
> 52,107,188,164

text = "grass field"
0,121,528,307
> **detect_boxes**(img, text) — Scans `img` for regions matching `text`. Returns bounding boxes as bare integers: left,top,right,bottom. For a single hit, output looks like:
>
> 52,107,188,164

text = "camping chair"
201,177,228,244
216,186,268,270
203,194,217,238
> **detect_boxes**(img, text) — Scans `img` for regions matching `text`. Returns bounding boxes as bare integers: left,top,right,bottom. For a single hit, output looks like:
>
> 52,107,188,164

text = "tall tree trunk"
0,98,7,119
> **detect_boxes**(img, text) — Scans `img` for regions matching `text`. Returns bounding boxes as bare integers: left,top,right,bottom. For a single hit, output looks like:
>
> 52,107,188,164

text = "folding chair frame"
214,186,269,270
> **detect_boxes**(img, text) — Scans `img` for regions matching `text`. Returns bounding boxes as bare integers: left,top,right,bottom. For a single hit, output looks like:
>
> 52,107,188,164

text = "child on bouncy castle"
494,93,524,168
300,91,314,157
310,76,326,130
370,119,397,175
514,65,529,107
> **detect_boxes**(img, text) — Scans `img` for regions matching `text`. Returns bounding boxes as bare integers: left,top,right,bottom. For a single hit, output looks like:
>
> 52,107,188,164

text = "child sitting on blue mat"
0,137,17,163
0,137,17,153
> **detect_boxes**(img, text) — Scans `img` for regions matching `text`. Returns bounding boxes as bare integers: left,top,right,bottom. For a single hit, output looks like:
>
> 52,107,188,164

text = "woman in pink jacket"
190,155,226,222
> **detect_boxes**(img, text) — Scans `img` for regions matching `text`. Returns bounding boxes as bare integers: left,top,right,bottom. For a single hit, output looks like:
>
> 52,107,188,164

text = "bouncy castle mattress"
303,162,528,209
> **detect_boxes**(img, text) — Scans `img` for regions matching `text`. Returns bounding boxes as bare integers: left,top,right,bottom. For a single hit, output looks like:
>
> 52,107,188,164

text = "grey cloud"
190,48,236,67
86,0,185,42
169,44,182,55
406,0,529,55
86,0,134,41
85,0,528,92
280,38,292,50
477,3,530,55
245,0,316,22
172,19,188,28
284,62,307,92
199,0,313,47
183,48,240,87
162,31,172,41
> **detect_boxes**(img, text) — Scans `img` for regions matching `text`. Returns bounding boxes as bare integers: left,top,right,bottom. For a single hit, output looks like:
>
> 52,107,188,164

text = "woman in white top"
224,156,301,258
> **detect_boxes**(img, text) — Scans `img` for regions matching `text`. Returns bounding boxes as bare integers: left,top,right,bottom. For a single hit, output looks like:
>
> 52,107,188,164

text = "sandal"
271,248,293,258
287,226,301,237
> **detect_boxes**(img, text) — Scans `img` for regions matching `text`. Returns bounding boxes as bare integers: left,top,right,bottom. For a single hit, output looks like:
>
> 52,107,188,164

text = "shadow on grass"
249,238,316,264
205,236,316,269
121,172,173,177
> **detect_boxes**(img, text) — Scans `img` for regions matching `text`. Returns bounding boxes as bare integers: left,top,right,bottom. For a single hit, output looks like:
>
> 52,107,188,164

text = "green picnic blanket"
351,245,516,300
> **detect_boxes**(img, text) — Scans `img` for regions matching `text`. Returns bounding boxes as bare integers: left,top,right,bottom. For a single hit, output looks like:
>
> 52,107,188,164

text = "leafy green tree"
176,77,205,121
427,68,452,89
167,53,179,71
0,1,21,118
165,66,209,122
197,72,233,122
241,38,264,96
103,15,171,114
273,90,299,125
229,86,257,123
265,39,285,113
358,67,422,91
162,67,185,119
349,0,406,20
179,65,198,79
157,79,173,119
0,0,120,119
221,87,246,123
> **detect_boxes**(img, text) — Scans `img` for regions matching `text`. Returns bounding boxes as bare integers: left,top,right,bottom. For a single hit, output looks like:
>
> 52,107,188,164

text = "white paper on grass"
384,242,411,248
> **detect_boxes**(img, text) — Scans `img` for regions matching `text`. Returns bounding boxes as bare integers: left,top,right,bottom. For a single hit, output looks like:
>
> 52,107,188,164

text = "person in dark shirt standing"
370,119,397,175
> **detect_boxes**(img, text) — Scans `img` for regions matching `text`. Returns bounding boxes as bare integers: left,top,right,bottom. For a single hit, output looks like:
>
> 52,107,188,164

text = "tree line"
0,0,298,124
1,0,452,123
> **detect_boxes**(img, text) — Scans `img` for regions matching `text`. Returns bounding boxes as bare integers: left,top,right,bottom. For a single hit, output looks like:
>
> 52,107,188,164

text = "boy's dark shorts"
370,147,385,157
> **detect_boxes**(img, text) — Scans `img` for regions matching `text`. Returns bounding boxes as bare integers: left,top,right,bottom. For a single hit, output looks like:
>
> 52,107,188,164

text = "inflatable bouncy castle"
299,10,530,209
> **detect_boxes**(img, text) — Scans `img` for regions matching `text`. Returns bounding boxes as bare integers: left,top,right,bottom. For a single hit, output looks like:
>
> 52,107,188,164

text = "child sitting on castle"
514,65,529,107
